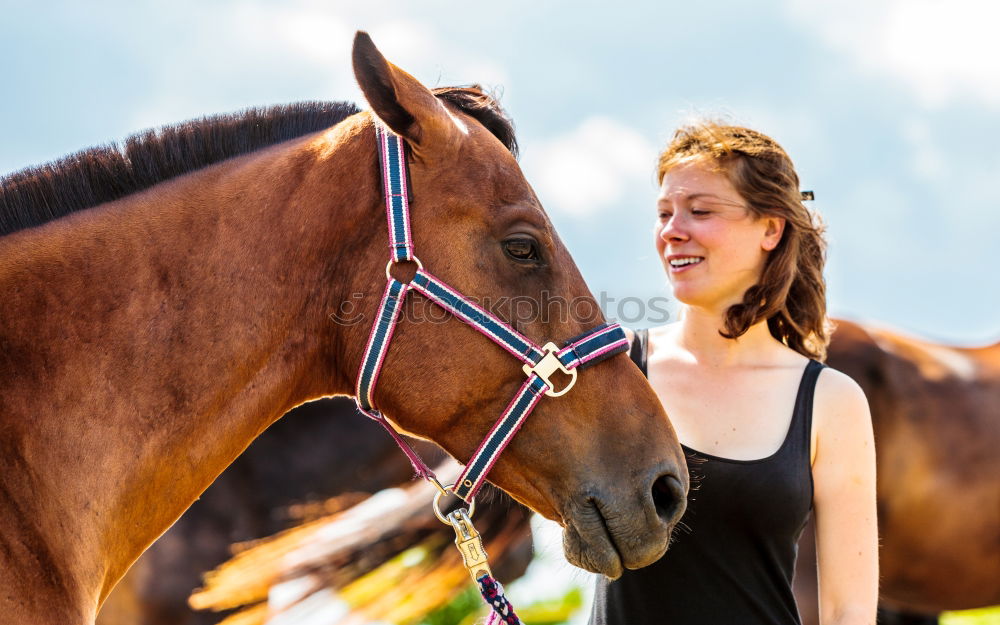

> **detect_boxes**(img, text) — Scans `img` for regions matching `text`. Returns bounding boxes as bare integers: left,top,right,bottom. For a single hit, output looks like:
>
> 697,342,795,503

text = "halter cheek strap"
355,125,629,503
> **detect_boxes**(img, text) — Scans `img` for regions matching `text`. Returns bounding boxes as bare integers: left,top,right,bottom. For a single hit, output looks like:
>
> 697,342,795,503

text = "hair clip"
801,191,815,201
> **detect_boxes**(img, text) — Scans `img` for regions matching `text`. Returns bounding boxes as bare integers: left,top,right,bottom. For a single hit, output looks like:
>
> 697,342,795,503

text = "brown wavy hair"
657,122,834,360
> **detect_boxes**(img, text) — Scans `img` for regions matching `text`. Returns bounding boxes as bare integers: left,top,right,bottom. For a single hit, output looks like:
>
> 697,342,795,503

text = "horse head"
335,32,688,578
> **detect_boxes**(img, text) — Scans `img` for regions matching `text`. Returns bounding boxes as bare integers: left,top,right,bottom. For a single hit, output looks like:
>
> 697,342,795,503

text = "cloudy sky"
4,0,998,343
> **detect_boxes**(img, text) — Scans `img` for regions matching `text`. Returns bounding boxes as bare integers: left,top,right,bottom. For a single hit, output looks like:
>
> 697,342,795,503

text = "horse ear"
352,31,459,152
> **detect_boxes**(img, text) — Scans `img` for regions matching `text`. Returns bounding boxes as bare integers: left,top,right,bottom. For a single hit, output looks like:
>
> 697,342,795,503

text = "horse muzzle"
561,469,687,578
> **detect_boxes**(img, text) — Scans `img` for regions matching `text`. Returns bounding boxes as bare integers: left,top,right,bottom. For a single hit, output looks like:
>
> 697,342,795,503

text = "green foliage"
941,606,1000,625
515,587,584,624
418,585,586,625
419,585,482,625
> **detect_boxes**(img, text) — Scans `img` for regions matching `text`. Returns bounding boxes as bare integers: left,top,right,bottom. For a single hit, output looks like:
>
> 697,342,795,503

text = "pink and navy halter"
354,124,630,504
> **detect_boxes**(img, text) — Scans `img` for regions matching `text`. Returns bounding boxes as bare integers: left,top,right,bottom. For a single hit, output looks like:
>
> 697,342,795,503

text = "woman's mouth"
668,256,703,272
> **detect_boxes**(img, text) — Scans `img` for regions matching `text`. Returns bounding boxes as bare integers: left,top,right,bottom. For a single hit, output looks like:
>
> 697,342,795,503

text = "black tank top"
590,329,825,625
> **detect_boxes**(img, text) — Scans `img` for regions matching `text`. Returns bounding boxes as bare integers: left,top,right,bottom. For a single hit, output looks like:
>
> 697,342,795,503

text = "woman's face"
654,160,784,312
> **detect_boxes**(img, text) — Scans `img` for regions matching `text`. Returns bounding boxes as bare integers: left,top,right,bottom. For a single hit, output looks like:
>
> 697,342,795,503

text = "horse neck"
0,121,382,619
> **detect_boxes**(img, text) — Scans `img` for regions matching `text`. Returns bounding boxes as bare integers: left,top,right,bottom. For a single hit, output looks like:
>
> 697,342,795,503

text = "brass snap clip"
447,507,493,581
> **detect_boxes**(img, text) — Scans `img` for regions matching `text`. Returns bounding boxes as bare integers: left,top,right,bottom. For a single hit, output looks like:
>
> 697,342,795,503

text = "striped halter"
355,125,629,504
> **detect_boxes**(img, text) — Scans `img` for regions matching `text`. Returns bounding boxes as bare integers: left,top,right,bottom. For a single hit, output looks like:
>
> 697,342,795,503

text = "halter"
354,124,629,505
352,124,629,624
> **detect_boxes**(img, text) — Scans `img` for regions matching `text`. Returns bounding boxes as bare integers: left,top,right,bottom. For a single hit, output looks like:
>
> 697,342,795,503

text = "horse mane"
0,85,517,237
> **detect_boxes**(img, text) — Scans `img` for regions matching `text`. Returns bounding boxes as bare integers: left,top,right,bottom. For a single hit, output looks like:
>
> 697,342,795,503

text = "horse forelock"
432,85,519,158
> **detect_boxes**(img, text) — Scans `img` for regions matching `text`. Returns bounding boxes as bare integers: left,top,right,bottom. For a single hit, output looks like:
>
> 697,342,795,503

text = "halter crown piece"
354,124,629,624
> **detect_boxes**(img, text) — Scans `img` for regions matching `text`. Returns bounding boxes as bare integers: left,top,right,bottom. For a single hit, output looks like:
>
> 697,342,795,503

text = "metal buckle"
522,342,577,398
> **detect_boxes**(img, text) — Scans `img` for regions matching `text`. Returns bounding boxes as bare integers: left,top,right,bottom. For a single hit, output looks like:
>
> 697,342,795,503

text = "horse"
794,319,1000,623
0,32,688,625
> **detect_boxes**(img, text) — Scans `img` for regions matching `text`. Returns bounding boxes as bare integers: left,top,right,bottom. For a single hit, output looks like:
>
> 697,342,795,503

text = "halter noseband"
354,125,629,504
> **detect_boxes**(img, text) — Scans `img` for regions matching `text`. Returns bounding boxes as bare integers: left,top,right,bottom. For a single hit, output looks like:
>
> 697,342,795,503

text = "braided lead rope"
478,573,522,625
441,507,523,625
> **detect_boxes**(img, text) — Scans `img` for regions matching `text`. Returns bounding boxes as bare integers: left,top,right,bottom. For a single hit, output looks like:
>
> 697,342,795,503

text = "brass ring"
385,256,424,281
432,483,476,524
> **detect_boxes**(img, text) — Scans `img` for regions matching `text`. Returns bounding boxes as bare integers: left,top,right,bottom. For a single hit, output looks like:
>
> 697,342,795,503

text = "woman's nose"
660,215,688,242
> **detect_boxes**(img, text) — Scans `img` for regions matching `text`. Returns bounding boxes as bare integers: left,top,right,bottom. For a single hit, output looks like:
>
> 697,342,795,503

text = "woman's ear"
762,216,786,251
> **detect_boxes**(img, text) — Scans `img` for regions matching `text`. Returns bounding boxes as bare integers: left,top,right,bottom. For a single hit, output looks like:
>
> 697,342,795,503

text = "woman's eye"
691,209,711,216
503,238,539,262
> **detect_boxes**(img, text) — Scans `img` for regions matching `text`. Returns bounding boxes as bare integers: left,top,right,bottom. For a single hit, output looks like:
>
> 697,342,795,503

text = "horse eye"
503,238,539,262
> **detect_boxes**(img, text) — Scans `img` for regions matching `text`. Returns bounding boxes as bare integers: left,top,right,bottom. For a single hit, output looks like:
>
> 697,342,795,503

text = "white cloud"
264,5,355,67
126,0,510,132
522,117,657,218
367,20,511,89
786,0,1000,108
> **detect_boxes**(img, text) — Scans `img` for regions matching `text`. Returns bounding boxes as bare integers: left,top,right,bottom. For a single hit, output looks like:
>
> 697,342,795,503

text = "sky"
3,0,999,344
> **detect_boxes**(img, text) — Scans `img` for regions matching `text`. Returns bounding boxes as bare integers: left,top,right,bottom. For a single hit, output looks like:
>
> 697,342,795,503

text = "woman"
590,123,878,624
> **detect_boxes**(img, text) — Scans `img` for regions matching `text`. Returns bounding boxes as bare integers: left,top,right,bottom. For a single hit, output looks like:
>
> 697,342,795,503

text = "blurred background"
4,1,997,624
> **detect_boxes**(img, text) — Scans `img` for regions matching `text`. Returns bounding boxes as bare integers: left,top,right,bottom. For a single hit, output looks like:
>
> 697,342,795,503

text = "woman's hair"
657,121,834,360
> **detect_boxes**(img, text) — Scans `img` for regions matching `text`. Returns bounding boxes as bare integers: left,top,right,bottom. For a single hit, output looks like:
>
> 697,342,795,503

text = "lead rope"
479,575,520,625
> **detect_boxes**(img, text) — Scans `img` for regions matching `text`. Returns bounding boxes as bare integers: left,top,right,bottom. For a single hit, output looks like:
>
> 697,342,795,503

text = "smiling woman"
654,124,832,360
591,122,879,625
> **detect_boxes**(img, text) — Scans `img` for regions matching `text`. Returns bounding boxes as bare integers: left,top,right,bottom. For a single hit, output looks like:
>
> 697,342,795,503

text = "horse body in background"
0,33,687,625
794,319,1000,624
825,320,999,614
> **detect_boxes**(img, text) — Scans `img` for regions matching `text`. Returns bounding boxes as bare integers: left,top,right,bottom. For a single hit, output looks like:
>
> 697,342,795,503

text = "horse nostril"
651,474,685,524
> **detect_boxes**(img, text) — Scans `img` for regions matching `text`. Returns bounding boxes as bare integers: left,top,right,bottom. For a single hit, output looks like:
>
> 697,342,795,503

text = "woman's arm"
811,368,879,625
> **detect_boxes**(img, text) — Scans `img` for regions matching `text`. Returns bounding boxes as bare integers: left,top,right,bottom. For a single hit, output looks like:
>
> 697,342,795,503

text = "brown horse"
795,319,1000,623
0,32,687,625
829,319,999,613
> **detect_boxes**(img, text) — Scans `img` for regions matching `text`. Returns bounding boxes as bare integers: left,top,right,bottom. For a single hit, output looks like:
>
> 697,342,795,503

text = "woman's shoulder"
813,363,871,426
810,362,873,466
